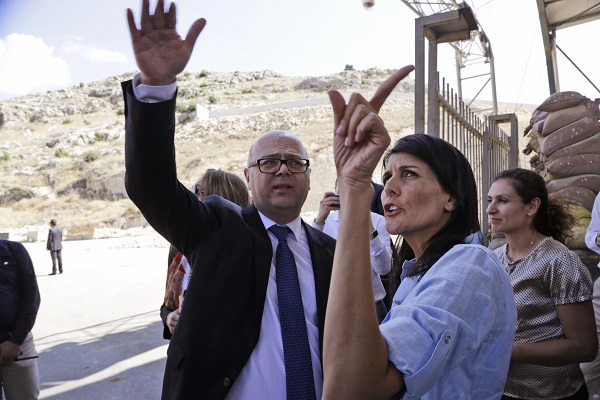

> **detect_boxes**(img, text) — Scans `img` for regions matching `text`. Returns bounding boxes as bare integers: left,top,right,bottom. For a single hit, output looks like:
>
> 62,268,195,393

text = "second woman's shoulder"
436,244,505,277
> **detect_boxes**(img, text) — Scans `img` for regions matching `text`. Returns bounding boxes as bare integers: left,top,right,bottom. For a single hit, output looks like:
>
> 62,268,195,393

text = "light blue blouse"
380,244,517,399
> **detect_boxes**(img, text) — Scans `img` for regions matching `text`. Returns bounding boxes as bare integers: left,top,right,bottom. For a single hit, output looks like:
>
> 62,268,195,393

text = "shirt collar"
257,210,303,242
401,258,417,279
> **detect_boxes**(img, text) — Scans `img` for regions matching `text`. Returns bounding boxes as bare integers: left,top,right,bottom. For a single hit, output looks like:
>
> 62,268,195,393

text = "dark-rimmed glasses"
248,158,310,174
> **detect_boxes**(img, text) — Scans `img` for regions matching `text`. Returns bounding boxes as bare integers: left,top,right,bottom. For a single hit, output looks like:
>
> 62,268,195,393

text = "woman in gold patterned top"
487,168,597,400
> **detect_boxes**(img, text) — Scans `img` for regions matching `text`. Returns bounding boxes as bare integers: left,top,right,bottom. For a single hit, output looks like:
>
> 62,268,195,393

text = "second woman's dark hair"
492,168,574,243
383,134,480,277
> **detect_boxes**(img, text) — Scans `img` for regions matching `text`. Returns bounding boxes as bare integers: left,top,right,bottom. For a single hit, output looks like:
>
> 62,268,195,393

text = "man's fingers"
185,18,207,53
165,2,177,29
126,9,139,40
369,65,415,113
153,0,166,28
328,90,346,133
140,0,153,34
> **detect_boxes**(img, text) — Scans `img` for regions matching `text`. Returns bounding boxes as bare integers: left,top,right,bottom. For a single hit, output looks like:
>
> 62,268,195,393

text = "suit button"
223,377,231,387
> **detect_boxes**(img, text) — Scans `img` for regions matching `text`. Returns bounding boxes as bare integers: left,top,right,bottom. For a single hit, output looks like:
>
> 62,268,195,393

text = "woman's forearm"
323,183,403,399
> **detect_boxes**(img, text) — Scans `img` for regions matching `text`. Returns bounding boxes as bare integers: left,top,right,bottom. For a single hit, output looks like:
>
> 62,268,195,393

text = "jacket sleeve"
122,80,219,256
46,230,52,251
11,243,41,345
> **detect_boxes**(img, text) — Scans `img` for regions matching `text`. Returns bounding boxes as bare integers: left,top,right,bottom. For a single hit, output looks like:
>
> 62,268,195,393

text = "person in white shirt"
311,187,392,323
582,192,600,399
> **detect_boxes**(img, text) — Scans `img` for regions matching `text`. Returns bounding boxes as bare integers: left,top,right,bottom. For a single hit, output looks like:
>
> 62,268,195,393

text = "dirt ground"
23,232,171,400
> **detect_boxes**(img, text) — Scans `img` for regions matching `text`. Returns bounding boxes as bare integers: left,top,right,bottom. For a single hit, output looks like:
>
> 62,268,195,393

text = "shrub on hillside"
83,150,101,163
55,148,69,158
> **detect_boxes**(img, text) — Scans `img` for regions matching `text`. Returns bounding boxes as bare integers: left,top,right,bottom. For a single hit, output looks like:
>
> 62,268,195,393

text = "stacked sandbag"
523,91,600,249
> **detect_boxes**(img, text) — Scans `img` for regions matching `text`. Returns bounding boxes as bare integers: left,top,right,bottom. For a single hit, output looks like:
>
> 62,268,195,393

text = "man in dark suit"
46,219,63,275
123,2,335,399
124,2,405,398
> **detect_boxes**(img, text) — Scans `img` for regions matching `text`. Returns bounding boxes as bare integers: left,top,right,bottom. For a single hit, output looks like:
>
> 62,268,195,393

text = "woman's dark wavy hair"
492,168,574,243
383,134,480,277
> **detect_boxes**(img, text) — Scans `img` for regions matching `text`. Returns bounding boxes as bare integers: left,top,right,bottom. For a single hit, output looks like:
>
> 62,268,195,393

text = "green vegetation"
83,150,101,163
54,148,69,158
241,88,254,94
62,118,72,125
198,70,209,78
344,64,355,71
95,132,107,142
208,95,218,104
0,152,10,162
176,104,197,113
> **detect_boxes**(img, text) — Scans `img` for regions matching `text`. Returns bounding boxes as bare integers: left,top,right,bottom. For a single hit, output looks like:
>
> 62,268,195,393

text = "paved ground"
22,232,171,400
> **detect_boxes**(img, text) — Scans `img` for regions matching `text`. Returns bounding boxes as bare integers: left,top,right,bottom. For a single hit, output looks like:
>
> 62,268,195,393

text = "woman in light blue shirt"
322,75,517,399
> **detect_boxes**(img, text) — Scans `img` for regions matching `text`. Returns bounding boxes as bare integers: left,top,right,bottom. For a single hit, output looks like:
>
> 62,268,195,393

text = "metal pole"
415,17,426,134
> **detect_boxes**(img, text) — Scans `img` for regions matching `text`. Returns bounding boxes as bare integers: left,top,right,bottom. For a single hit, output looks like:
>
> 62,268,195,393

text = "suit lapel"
243,204,273,329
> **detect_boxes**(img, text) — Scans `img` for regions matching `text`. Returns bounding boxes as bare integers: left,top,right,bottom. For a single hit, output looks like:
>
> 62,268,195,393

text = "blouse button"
444,335,451,344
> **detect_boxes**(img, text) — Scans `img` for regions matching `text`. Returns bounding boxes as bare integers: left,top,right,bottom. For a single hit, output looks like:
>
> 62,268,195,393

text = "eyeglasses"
248,158,310,174
194,184,205,197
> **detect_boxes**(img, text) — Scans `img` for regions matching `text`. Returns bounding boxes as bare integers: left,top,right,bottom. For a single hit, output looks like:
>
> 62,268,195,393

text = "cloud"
0,34,71,97
62,36,127,63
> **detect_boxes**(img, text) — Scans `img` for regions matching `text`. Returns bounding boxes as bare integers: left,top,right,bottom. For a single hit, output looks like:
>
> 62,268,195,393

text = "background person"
46,219,63,275
487,168,597,400
161,169,250,339
311,187,391,323
0,239,41,400
322,80,517,398
582,191,600,400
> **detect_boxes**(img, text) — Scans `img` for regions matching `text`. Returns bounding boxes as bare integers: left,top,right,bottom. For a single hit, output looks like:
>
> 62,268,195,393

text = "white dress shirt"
586,193,600,268
311,210,392,301
226,212,322,399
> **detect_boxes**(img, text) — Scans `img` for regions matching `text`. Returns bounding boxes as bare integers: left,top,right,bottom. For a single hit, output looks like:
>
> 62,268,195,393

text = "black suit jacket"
122,81,335,400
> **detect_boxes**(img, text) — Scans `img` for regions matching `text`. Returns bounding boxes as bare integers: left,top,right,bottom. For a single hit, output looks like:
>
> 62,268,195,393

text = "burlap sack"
538,116,600,155
542,101,600,136
537,91,587,113
544,131,600,161
546,174,600,194
564,204,592,248
542,153,600,181
549,186,597,211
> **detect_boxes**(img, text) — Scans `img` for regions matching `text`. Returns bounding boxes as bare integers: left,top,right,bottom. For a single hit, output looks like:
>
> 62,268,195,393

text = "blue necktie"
269,225,316,400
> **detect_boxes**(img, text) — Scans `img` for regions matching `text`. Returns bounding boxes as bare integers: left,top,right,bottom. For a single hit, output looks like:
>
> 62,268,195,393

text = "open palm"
127,0,206,85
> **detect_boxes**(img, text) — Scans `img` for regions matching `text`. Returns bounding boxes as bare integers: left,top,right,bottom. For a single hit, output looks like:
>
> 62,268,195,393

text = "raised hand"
126,0,206,85
314,192,340,225
332,65,415,143
328,65,414,186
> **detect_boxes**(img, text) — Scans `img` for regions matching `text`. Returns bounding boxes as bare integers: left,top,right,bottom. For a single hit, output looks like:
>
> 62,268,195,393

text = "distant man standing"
46,219,63,275
0,239,41,399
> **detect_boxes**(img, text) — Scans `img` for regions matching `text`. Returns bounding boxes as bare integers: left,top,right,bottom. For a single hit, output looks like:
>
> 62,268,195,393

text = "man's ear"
243,168,250,184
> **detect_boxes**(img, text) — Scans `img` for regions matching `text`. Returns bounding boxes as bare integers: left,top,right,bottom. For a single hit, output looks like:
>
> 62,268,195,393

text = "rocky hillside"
0,68,532,235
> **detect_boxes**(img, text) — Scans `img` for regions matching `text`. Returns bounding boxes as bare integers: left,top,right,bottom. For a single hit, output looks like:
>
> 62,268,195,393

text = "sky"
0,0,599,108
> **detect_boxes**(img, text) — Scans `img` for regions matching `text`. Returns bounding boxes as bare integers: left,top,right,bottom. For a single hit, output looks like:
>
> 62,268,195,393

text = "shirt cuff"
132,73,177,103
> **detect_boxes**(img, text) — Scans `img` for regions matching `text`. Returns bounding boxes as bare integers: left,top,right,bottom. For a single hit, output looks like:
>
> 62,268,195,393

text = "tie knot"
269,225,289,242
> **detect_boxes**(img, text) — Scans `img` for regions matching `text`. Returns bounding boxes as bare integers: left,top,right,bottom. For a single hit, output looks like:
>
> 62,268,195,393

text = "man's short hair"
50,219,57,226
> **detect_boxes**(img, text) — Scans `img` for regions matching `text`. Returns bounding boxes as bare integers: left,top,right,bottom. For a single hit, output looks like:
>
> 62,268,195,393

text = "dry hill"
0,68,534,236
